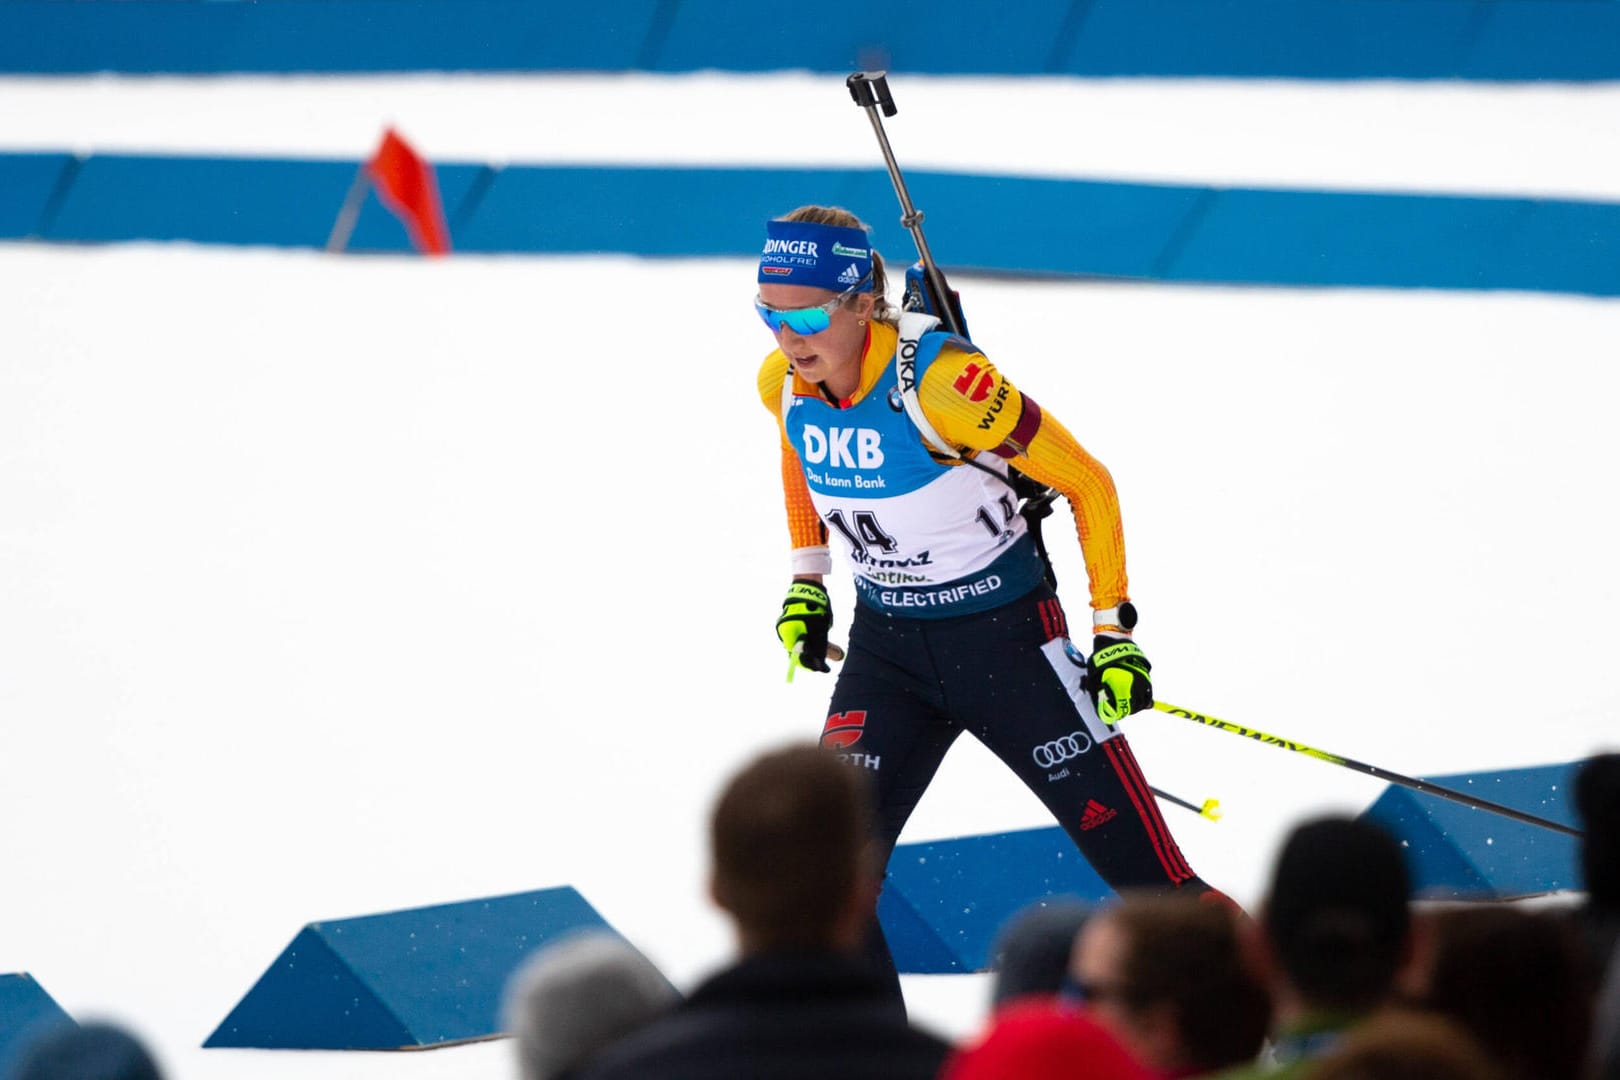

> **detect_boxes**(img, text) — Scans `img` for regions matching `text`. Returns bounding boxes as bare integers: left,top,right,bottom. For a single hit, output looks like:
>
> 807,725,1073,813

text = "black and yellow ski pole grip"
1154,702,1582,838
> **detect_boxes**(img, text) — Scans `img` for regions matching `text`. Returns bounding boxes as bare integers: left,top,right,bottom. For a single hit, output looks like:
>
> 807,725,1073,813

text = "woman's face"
757,282,873,391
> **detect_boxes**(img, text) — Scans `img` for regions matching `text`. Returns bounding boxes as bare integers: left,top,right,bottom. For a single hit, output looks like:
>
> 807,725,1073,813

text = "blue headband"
757,219,875,293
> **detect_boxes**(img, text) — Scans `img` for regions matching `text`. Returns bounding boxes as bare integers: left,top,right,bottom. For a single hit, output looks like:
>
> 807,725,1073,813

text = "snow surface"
3,73,1619,1080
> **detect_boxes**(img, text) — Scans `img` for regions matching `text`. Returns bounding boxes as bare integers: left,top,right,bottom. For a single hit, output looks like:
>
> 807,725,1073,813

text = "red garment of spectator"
942,1001,1152,1080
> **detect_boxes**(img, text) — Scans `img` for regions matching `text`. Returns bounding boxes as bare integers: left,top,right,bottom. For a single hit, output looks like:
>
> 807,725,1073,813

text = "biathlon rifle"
845,72,1061,584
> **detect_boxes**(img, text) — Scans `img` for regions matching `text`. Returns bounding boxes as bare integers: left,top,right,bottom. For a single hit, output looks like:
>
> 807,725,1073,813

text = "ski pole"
846,71,963,337
1153,701,1582,838
786,642,846,684
1151,786,1222,821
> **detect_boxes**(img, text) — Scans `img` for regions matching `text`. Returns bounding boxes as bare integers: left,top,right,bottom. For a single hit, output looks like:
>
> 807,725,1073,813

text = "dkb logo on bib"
802,425,884,469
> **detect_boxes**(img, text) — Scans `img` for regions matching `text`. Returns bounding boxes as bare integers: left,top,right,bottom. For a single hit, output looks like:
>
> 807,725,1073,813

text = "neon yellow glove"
1089,637,1153,725
777,581,834,677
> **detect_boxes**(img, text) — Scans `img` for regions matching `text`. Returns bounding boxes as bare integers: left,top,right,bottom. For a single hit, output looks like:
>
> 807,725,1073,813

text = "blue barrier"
0,2,658,76
1466,2,1620,80
33,155,491,252
451,165,896,256
0,974,75,1074
1360,762,1581,899
205,886,618,1050
8,152,1620,297
1496,200,1620,296
1061,0,1481,79
915,174,1208,280
647,2,1072,76
46,156,358,247
1162,188,1537,291
0,154,74,240
0,0,1618,79
878,826,1112,974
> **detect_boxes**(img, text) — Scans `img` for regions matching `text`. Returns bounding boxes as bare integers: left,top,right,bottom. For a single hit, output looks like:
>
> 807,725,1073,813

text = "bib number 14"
824,509,898,558
826,495,1015,558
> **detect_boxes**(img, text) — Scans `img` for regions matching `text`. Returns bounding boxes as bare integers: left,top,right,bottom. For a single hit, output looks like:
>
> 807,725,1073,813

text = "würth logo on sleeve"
821,710,867,749
952,363,994,403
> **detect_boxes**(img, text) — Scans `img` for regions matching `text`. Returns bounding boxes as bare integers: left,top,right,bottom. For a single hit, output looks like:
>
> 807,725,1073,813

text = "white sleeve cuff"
1092,606,1134,635
790,546,833,576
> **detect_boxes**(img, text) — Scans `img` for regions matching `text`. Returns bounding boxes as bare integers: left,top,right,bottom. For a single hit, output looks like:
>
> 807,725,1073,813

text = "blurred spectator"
943,999,1151,1080
502,930,679,1080
1216,816,1414,1079
1070,891,1270,1077
574,743,949,1080
1592,939,1620,1080
1304,1009,1500,1080
990,898,1094,1009
1413,903,1588,1080
1572,753,1620,981
12,1022,162,1080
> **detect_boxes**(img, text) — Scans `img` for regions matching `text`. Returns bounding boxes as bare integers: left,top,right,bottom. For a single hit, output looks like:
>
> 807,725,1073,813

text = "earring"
858,318,868,325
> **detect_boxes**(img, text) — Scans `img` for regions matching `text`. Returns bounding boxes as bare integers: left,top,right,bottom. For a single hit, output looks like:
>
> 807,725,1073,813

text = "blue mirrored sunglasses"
755,271,872,336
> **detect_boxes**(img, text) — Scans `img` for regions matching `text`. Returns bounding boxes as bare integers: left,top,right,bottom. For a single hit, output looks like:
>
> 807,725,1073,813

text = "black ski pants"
820,584,1208,983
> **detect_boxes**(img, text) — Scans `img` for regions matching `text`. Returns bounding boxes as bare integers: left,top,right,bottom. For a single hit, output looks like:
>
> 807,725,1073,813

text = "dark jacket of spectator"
1417,904,1589,1080
1573,753,1620,983
573,950,948,1080
1592,939,1620,1080
12,1022,162,1080
1214,816,1414,1080
576,745,949,1080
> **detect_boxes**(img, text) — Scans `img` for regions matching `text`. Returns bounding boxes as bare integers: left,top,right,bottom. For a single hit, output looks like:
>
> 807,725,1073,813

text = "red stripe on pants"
1103,738,1193,885
1117,737,1196,880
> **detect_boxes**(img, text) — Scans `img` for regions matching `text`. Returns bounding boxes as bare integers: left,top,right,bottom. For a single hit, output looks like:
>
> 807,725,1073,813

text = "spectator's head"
1070,892,1270,1075
1577,753,1620,909
502,931,679,1080
708,743,875,953
1305,1009,1501,1080
1414,905,1589,1080
942,1000,1151,1080
990,899,1093,1009
1260,816,1412,1014
12,1022,162,1080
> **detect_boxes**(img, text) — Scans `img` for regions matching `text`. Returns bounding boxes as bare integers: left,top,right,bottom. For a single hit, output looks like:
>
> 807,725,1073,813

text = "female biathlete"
756,206,1214,975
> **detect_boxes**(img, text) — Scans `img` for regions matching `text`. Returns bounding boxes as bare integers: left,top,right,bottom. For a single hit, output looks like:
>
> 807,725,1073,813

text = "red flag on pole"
365,127,450,256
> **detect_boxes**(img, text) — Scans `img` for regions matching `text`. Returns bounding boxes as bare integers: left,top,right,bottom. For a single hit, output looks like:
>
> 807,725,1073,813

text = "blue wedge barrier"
205,886,619,1050
1360,761,1582,899
879,826,1113,973
0,974,75,1075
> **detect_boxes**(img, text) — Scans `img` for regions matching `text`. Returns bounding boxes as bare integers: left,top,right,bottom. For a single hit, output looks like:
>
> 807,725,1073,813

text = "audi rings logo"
1031,731,1093,768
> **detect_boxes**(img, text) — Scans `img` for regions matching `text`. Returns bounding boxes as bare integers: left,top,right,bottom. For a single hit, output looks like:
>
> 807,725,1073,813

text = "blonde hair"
779,205,898,328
